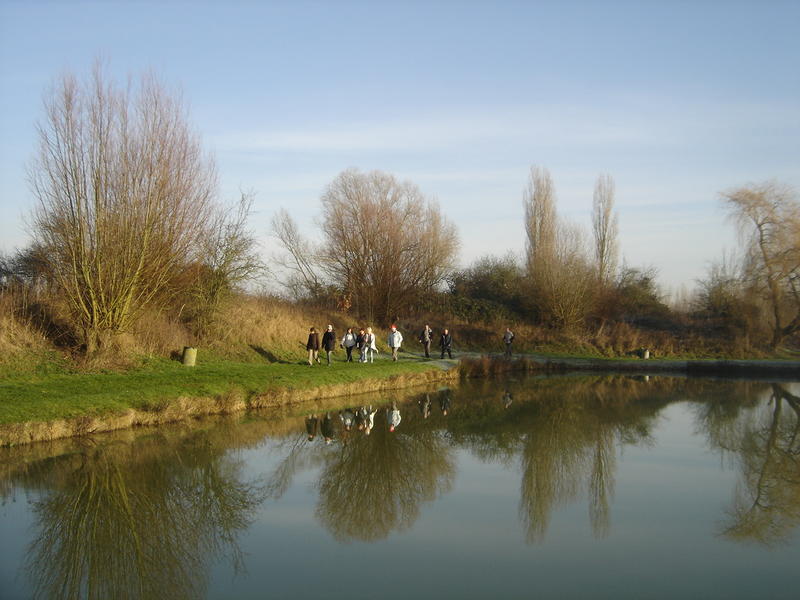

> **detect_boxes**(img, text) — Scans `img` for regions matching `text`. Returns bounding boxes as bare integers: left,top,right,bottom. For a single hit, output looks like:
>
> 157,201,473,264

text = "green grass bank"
0,353,459,446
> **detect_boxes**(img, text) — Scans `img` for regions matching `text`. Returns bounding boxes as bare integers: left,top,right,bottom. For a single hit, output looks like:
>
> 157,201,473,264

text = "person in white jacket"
387,325,403,361
363,327,377,363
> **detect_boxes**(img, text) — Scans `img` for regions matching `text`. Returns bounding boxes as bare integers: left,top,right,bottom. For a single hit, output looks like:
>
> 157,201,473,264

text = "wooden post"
182,346,197,366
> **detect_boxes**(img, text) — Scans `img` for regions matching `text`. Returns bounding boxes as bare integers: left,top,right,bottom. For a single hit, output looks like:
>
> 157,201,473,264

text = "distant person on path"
440,328,453,359
306,327,320,365
502,390,513,409
321,412,335,444
305,414,319,441
419,324,433,358
321,324,337,365
503,327,515,358
388,325,403,361
356,328,367,362
387,402,402,432
364,327,377,363
341,327,357,362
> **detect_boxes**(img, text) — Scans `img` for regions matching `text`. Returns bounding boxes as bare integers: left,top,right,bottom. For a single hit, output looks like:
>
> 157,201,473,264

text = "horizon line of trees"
1,62,798,355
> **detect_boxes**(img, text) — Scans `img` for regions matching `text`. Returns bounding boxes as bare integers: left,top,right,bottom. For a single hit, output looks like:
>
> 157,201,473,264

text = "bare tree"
523,166,557,276
537,221,595,329
522,167,594,329
318,169,459,322
28,63,218,353
722,181,800,348
592,174,619,284
190,192,266,335
270,208,324,299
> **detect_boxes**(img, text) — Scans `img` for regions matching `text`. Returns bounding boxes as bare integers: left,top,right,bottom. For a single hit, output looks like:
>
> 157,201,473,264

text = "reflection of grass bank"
0,356,457,446
458,354,800,379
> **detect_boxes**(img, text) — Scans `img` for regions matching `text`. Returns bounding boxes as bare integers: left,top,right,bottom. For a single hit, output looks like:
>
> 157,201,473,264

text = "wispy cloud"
211,98,799,157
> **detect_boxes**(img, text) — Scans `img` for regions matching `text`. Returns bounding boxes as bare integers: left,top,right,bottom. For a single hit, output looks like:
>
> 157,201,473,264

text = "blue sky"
1,0,798,293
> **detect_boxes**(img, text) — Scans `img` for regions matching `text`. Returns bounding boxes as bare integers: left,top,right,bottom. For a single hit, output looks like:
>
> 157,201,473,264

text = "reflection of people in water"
339,408,355,431
438,391,451,416
419,395,431,419
364,406,377,435
387,403,402,432
503,391,513,409
355,407,367,431
305,414,319,441
321,412,336,444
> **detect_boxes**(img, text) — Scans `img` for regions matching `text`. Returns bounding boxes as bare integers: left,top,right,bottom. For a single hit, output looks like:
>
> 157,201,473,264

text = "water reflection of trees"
698,382,800,546
315,422,455,542
11,426,265,600
262,405,455,543
444,377,668,542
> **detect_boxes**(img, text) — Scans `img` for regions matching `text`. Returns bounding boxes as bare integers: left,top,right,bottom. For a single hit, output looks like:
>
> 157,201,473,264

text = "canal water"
1,374,799,599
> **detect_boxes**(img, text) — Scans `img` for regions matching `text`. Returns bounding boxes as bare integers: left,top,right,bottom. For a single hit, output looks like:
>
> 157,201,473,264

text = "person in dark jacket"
306,327,320,365
356,328,366,362
321,324,336,365
439,328,453,359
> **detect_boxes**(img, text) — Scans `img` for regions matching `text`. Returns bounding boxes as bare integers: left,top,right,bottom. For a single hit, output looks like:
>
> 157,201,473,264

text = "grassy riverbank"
0,354,448,426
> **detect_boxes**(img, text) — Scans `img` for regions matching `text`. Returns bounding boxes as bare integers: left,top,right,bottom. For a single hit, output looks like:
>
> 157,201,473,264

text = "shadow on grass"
249,345,290,364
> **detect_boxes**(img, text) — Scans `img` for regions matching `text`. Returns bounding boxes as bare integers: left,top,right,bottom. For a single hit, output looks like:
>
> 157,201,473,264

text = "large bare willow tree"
28,64,218,353
722,181,800,348
321,169,459,321
274,169,459,322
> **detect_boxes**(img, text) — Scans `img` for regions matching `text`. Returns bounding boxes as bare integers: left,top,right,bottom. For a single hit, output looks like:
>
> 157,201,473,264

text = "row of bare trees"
522,166,624,329
9,61,799,355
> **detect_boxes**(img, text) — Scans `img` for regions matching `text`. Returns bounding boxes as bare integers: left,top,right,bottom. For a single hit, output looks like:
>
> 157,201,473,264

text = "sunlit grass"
0,353,440,425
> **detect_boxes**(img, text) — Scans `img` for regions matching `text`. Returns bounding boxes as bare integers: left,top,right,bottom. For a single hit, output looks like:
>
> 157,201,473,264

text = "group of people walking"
305,325,382,365
305,323,459,365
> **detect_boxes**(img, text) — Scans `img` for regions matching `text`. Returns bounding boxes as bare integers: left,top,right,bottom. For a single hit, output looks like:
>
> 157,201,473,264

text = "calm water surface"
1,375,799,599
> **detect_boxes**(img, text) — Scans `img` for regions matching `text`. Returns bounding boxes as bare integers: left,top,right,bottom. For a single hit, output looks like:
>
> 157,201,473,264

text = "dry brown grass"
0,286,780,371
0,289,53,363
